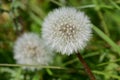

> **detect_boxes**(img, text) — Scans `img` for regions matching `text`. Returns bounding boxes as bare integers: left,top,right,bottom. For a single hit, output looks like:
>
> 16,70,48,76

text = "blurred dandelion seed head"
14,33,53,70
42,7,92,55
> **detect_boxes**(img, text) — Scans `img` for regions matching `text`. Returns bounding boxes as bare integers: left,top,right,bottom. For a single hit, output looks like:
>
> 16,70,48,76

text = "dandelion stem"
76,52,96,80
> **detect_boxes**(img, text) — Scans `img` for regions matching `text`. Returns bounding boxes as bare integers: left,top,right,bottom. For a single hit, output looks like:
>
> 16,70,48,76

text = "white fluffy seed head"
14,33,53,70
42,7,92,55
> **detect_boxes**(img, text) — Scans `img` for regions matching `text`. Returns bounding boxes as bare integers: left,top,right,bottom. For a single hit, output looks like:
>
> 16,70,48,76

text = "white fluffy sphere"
42,7,92,55
14,33,53,70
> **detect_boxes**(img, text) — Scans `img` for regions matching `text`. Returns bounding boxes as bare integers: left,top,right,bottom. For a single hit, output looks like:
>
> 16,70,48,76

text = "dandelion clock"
42,7,92,55
14,33,53,70
42,7,96,80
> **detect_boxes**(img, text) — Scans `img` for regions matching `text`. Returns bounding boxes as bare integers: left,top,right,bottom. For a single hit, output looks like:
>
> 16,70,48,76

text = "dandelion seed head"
14,33,53,70
42,7,92,55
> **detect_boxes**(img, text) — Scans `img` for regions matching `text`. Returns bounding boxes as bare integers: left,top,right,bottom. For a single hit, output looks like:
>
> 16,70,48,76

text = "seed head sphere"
42,7,92,55
14,33,53,70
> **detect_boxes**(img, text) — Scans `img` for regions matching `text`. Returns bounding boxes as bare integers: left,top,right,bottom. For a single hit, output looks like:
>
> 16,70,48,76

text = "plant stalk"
76,52,96,80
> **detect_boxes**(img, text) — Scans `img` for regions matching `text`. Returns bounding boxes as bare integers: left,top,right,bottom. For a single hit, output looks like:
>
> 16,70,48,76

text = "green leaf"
92,25,120,54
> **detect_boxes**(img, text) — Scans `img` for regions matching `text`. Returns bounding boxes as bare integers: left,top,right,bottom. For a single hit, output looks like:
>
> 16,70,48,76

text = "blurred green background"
0,0,120,80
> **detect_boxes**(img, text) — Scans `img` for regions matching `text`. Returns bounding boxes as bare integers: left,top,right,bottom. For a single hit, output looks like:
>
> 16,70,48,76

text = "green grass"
0,0,120,80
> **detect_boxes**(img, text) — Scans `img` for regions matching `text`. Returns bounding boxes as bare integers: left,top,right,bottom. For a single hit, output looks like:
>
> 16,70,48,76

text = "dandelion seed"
14,33,53,70
42,7,92,55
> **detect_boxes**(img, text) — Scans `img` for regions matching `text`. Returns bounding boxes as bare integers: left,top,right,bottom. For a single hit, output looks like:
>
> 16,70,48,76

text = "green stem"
92,0,110,36
97,11,110,36
92,25,120,54
0,64,65,69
